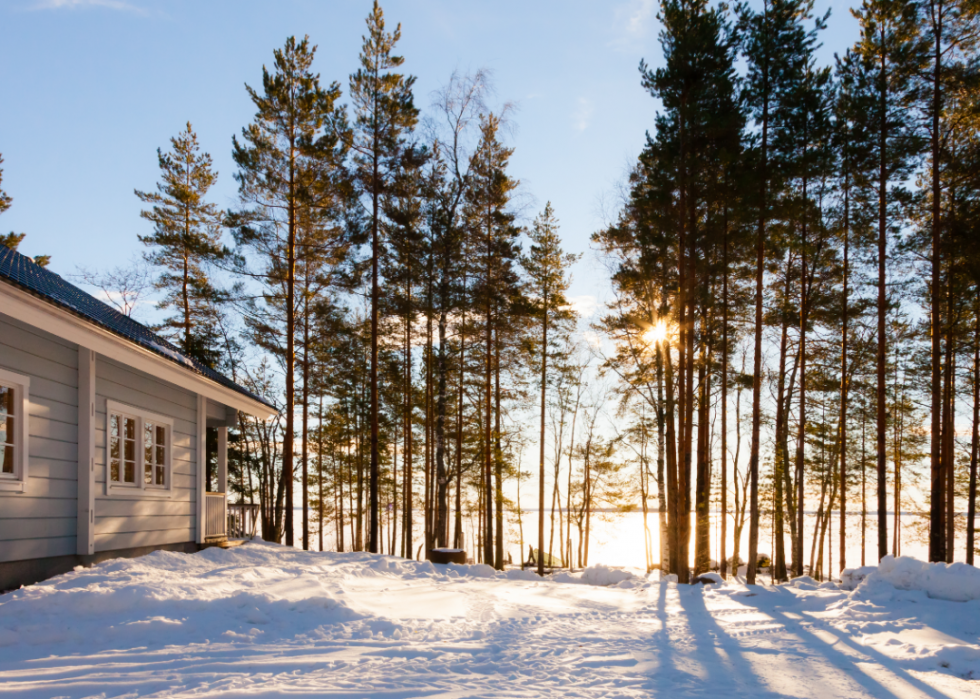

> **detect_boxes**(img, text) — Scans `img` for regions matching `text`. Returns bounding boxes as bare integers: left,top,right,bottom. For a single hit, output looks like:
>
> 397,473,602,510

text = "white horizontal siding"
0,314,79,563
93,356,199,552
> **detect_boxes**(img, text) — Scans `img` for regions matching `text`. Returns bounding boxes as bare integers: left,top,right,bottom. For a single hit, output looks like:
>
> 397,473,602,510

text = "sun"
643,321,667,346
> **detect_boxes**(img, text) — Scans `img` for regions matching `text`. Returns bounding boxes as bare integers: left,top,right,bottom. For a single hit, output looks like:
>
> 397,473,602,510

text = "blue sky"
0,0,860,320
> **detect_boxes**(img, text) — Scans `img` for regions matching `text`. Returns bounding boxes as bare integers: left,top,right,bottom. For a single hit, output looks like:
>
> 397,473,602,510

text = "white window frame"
0,367,30,493
105,400,174,498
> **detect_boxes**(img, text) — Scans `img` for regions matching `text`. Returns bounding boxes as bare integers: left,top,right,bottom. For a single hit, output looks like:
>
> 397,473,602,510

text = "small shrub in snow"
580,565,638,587
839,566,876,591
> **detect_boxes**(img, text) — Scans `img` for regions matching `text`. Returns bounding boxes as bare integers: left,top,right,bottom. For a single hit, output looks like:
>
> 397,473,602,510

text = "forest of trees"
2,0,979,584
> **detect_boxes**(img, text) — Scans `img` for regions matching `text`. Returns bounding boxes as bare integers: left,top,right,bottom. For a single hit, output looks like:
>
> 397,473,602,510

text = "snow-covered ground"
0,543,977,698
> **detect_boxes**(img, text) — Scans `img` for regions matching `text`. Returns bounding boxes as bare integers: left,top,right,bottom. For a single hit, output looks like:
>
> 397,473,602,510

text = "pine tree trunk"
967,303,979,565
875,37,889,563
929,3,946,563
944,322,956,562
657,348,669,572
301,286,310,551
748,29,770,584
695,333,711,576
862,410,867,566
285,138,296,548
773,257,793,581
484,212,494,566
720,215,729,579
664,341,681,576
538,292,548,576
369,143,381,554
425,280,435,558
797,164,810,578
404,292,414,558
435,307,449,549
494,332,504,570
454,310,466,550
839,179,850,574
318,397,324,552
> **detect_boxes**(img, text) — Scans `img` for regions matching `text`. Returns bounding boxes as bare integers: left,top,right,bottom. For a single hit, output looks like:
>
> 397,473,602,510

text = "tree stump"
430,548,466,565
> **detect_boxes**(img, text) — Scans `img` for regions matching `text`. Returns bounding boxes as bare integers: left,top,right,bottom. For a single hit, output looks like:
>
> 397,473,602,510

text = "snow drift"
843,555,980,602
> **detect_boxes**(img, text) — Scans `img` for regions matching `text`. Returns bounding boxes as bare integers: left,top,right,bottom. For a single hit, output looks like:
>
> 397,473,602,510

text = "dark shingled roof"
0,244,274,410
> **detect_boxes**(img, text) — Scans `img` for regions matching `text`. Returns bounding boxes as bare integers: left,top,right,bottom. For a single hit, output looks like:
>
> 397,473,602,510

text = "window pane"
145,422,153,448
1,445,12,474
156,465,165,486
124,461,135,483
156,445,165,465
111,459,120,482
145,442,153,465
0,385,13,419
124,417,135,441
110,414,118,439
156,425,165,445
0,415,11,447
124,438,135,462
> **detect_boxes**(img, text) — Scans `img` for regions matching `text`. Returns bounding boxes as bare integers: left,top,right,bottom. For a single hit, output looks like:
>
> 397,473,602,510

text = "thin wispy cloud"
610,0,657,51
31,0,147,14
569,294,600,319
573,96,594,132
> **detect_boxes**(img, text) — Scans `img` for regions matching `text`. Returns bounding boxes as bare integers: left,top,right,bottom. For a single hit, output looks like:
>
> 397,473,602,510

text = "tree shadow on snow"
676,586,786,698
733,589,959,699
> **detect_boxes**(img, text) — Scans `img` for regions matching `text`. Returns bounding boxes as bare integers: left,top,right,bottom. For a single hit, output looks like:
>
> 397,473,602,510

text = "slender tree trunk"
425,279,435,558
862,409,867,566
944,318,956,562
318,397,324,552
796,162,810,579
538,292,548,575
436,307,449,549
657,347,669,572
748,34,770,584
839,178,850,574
285,140,296,548
454,309,466,550
664,341,681,576
695,325,711,576
875,38,889,562
369,145,381,554
720,216,729,578
966,302,979,565
929,2,946,564
301,284,311,550
893,354,903,558
494,332,504,570
484,213,494,565
404,280,414,558
773,257,793,581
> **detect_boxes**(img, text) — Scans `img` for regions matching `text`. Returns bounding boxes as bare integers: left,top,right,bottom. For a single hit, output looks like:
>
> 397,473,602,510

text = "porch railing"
205,492,227,539
227,502,259,539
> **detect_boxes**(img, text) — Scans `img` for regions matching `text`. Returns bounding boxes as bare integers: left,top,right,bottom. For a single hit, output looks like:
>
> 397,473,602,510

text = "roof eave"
0,278,276,419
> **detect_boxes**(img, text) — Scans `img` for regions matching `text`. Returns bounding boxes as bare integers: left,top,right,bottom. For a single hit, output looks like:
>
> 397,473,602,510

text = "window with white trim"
106,400,172,496
0,367,30,493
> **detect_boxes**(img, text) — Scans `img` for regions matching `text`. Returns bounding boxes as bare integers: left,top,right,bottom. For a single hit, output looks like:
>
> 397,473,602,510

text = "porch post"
217,426,228,493
218,426,228,538
77,348,96,556
196,394,206,544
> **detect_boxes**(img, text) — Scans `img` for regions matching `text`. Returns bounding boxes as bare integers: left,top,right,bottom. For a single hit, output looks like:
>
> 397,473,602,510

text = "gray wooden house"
0,245,274,590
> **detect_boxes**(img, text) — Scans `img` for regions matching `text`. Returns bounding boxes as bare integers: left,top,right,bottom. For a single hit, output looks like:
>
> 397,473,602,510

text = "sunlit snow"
0,542,977,698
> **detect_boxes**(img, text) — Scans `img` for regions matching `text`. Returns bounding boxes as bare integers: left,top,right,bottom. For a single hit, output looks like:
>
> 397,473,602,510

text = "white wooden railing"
205,492,227,539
